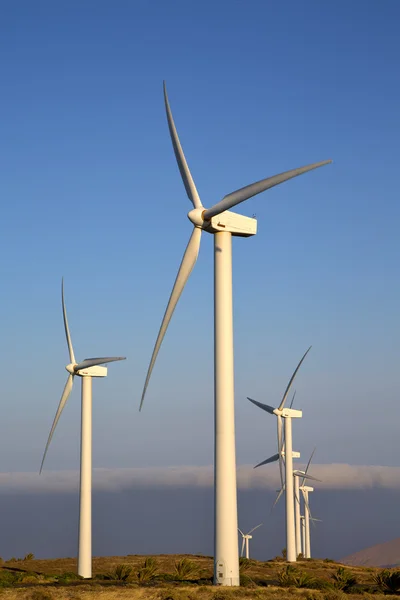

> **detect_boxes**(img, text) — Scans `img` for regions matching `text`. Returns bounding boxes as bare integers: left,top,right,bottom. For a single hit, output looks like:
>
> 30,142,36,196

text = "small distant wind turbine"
248,347,312,562
40,279,126,579
238,524,263,559
299,483,321,558
293,449,321,558
140,82,331,586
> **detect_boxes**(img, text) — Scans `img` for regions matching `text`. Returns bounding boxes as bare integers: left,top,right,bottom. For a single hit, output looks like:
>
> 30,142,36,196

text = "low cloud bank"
1,464,399,494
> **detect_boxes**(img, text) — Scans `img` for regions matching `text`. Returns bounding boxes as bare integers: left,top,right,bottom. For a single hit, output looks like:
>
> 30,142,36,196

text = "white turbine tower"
40,279,126,579
140,82,331,586
238,524,263,559
248,347,312,562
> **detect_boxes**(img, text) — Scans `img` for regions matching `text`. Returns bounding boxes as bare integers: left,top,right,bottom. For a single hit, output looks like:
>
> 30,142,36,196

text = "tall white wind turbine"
238,524,263,559
248,347,312,562
140,82,331,586
40,279,126,579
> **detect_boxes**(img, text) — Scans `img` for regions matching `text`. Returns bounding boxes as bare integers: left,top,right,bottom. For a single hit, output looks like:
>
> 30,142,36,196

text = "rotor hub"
65,363,76,374
187,208,206,227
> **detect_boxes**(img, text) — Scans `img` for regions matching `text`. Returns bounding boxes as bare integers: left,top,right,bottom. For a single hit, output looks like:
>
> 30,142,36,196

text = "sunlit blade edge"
139,227,202,410
203,160,332,220
62,278,75,364
163,82,202,209
278,346,312,411
39,374,74,473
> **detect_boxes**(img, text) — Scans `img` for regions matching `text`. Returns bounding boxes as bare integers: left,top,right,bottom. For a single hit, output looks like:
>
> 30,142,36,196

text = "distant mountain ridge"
342,537,400,568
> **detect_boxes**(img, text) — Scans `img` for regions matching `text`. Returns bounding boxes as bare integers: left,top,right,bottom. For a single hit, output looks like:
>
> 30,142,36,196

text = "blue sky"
0,0,399,480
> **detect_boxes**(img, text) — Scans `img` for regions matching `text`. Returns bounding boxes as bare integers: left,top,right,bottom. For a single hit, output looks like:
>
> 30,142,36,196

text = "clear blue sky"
0,0,399,474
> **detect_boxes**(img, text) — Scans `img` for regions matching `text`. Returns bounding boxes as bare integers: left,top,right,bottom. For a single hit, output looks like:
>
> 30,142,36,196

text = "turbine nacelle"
282,407,302,418
301,485,314,492
187,208,257,237
65,363,108,377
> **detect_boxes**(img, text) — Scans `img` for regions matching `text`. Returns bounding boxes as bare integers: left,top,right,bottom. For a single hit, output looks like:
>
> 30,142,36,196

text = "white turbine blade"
278,346,312,411
248,523,263,535
310,518,322,523
289,390,296,409
271,485,285,511
202,160,332,220
247,397,275,414
238,528,244,537
301,447,316,486
301,473,321,483
241,538,245,557
277,414,284,487
40,374,74,473
254,453,279,468
62,278,75,364
163,82,202,209
74,357,126,371
140,226,202,410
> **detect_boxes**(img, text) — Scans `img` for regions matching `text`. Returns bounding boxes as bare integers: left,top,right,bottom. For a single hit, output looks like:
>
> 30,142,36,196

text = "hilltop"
342,536,400,568
1,553,399,599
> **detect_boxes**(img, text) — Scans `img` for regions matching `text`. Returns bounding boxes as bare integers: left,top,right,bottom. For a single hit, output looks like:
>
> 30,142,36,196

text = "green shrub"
174,557,198,580
102,564,133,581
278,564,316,588
239,557,252,573
24,553,35,561
56,571,82,583
331,567,357,592
0,570,25,587
137,557,158,583
374,569,400,594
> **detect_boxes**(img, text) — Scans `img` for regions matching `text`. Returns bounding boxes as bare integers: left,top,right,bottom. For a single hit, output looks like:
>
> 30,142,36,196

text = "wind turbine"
248,347,312,562
300,482,321,558
293,449,321,558
140,81,331,586
40,279,126,579
238,524,263,559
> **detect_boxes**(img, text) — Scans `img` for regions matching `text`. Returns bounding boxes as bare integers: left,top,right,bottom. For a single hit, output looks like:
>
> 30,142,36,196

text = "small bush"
278,564,316,588
56,571,82,583
137,557,158,583
374,569,400,594
24,553,35,561
0,570,25,587
331,567,357,592
174,558,198,580
239,557,252,573
102,564,133,581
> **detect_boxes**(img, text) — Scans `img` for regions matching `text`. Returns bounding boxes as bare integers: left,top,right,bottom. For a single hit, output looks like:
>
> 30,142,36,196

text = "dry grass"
0,555,399,599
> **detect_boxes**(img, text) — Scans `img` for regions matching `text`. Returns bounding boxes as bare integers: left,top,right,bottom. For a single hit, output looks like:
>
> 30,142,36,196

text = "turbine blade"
277,414,284,488
238,528,244,537
248,523,263,535
139,226,202,410
74,357,126,371
301,447,316,486
254,453,279,468
62,278,75,364
247,397,275,414
202,160,332,220
163,82,202,209
40,374,74,473
289,390,296,409
301,473,321,483
278,346,312,411
271,485,285,511
241,538,245,557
